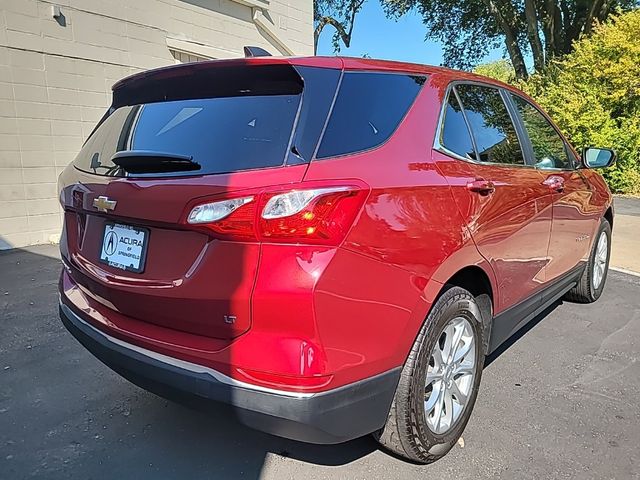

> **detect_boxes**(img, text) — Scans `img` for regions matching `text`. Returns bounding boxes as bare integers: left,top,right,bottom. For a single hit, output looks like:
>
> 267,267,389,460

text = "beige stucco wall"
0,0,313,249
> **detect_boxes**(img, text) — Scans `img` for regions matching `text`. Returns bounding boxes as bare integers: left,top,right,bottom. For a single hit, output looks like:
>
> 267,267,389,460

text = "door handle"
543,176,565,193
466,179,495,195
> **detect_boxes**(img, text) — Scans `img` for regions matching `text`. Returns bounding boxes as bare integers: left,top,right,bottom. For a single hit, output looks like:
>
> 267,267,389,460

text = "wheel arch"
441,266,494,355
444,265,494,304
604,205,614,229
396,245,499,366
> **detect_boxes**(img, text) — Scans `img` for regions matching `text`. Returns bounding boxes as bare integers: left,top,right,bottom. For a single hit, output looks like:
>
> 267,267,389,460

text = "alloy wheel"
592,231,608,290
424,316,476,435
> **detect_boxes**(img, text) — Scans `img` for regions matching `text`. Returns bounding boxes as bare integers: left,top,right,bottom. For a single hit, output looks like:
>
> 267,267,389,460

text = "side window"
440,90,476,161
316,72,425,159
455,84,525,165
511,95,573,170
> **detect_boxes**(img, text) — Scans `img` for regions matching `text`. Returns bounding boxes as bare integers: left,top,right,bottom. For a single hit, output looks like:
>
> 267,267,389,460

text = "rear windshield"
74,94,300,177
73,64,340,177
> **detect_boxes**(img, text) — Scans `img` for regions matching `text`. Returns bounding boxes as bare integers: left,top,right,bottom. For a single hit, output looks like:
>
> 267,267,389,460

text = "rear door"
508,93,598,281
435,83,553,314
59,62,340,339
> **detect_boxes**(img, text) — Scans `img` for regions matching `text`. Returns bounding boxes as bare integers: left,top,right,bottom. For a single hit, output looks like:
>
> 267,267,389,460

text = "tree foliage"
314,0,367,53
473,59,516,84
382,0,638,79
523,10,640,193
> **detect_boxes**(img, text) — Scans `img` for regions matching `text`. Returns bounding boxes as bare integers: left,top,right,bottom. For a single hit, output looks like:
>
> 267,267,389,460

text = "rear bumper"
59,301,400,444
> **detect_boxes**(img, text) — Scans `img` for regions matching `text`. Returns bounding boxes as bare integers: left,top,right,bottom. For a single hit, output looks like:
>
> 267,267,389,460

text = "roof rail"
243,46,272,57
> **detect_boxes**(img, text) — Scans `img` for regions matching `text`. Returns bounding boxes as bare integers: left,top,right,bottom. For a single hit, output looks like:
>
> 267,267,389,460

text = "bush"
523,10,640,194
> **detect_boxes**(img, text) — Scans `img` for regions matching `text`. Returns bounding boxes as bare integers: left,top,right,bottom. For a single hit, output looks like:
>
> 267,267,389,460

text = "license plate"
99,223,149,273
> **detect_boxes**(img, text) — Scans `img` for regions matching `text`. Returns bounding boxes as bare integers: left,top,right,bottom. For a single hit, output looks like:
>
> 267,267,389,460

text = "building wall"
0,0,313,249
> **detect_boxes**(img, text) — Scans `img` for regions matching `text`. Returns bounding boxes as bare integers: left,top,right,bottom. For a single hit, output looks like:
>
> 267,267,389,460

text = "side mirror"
582,147,616,168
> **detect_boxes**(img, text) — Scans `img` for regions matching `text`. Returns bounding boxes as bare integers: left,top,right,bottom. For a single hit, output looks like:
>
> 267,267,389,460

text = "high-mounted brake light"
185,183,368,245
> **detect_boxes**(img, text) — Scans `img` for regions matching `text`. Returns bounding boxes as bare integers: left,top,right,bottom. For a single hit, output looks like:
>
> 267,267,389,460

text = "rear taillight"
184,182,368,245
259,187,363,245
187,196,257,240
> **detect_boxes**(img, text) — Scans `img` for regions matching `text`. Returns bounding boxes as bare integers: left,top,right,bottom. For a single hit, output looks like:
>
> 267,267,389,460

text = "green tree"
473,59,516,83
382,0,637,79
524,10,640,193
314,0,367,54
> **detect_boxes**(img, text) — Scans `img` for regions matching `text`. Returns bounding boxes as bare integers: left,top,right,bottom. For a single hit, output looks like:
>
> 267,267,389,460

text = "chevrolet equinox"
58,55,615,463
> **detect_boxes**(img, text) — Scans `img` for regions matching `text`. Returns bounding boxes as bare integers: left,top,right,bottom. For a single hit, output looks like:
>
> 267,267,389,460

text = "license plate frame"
99,222,150,274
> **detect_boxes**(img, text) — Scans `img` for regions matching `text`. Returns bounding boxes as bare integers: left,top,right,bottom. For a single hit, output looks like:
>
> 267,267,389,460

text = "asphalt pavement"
1,245,639,480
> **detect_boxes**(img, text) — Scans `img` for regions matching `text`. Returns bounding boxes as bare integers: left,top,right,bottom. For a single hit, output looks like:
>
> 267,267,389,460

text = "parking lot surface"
1,245,639,480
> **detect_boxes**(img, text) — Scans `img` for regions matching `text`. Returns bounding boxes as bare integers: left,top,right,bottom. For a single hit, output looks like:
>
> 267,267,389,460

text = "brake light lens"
259,187,363,244
187,196,254,224
187,196,257,240
185,183,368,245
261,187,350,219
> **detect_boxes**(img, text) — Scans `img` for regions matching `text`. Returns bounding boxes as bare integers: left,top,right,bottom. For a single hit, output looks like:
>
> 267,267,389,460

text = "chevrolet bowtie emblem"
93,196,117,213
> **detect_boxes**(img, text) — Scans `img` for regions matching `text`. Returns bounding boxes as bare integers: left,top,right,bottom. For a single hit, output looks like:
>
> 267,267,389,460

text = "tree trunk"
552,2,565,55
484,0,529,79
541,3,554,59
524,0,545,71
314,16,352,54
313,1,364,54
542,0,565,58
584,0,606,35
504,33,529,80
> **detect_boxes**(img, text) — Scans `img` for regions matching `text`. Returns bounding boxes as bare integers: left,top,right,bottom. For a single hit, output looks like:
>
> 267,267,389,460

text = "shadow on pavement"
0,244,568,478
0,245,377,480
485,301,562,368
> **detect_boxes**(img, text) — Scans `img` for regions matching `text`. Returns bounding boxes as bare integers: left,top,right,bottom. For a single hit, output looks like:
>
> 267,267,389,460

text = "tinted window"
317,72,425,158
288,66,341,164
74,65,343,178
441,91,476,161
74,94,300,177
511,95,573,169
455,84,524,165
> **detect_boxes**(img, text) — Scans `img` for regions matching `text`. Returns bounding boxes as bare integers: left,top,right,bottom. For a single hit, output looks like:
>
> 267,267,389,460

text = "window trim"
435,86,479,163
434,80,534,169
314,70,428,161
310,69,344,161
506,92,578,171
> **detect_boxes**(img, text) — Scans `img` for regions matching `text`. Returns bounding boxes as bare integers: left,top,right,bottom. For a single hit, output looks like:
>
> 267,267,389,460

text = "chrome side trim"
60,300,316,399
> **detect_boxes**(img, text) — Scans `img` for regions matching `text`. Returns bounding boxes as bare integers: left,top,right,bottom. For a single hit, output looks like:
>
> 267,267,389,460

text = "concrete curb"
610,266,640,278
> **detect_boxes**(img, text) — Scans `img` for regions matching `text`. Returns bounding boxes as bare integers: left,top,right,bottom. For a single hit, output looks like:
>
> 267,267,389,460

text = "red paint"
58,57,612,394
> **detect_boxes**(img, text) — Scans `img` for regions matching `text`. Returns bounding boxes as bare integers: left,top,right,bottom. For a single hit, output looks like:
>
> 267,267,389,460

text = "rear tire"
374,287,485,464
565,218,611,303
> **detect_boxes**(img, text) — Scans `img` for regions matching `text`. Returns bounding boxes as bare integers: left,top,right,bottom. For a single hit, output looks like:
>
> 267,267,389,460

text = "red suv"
58,56,615,463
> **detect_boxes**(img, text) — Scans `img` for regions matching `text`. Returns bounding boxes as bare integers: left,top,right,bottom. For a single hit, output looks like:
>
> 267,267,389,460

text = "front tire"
375,287,485,464
565,218,611,303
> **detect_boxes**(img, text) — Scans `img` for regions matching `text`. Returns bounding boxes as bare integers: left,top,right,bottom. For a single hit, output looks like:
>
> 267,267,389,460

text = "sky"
315,0,507,68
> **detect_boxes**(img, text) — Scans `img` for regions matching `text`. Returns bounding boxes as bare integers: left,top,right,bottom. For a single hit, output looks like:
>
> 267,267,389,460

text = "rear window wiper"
111,150,201,174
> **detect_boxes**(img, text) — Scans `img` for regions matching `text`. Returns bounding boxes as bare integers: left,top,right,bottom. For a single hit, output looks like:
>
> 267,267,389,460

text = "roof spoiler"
111,62,302,108
244,46,272,57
